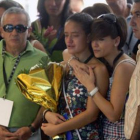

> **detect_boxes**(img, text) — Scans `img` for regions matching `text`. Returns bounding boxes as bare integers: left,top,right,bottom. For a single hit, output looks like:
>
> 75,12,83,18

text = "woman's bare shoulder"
88,58,107,70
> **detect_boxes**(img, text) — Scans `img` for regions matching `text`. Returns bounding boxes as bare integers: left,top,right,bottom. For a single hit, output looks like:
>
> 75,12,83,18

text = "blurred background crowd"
9,0,132,22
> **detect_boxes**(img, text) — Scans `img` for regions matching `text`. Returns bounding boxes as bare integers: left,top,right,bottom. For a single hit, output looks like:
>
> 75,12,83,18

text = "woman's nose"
67,36,73,43
92,40,98,47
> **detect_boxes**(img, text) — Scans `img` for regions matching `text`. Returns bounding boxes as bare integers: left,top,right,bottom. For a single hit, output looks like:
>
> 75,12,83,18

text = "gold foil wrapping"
16,62,63,112
53,134,66,140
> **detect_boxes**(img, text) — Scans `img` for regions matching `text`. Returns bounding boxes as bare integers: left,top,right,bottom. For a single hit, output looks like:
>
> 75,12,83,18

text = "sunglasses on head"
97,13,117,24
3,24,29,33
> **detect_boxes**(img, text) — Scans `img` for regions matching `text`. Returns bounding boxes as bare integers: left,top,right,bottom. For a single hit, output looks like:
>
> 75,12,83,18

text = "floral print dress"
58,73,101,140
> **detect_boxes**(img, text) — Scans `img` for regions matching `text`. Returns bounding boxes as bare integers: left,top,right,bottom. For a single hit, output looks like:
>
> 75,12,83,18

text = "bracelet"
67,56,78,68
88,87,98,97
43,109,51,122
28,124,36,136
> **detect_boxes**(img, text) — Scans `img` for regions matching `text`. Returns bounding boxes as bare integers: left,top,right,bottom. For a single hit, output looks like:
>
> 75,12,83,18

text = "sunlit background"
84,0,106,8
13,0,107,22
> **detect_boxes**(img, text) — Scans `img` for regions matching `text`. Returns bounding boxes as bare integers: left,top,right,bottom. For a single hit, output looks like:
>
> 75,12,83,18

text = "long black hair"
37,0,71,28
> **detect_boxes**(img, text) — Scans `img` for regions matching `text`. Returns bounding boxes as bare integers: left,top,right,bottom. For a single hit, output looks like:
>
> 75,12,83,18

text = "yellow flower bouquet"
15,61,64,112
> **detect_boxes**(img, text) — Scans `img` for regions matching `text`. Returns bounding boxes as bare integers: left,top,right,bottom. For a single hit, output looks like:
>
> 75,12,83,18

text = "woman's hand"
45,112,66,125
74,66,96,91
43,26,57,42
62,49,89,73
41,123,59,137
70,59,89,74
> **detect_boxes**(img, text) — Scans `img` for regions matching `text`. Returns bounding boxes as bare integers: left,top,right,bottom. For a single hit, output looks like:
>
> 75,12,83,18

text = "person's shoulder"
95,62,108,74
33,47,47,56
89,57,105,66
31,40,46,53
27,42,48,58
88,57,107,72
117,55,135,68
114,57,135,76
117,59,135,70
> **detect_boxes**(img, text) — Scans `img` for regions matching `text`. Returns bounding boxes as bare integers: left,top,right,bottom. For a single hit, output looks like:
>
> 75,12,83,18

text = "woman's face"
44,0,66,16
91,36,117,59
130,2,140,39
64,20,89,55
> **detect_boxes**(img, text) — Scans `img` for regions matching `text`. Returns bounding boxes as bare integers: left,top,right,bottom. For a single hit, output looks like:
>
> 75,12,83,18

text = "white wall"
14,0,38,22
84,0,107,8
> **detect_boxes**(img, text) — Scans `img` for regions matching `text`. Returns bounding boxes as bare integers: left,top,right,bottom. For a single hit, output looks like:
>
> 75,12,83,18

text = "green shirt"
0,40,50,127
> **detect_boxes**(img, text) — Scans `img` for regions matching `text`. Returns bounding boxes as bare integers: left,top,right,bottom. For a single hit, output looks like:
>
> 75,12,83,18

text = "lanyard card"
0,98,13,127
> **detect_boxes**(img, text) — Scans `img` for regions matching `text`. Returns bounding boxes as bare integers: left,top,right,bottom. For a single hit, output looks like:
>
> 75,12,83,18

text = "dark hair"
82,3,112,18
65,13,93,54
0,0,23,10
37,0,71,28
133,0,140,2
66,13,93,35
91,13,127,50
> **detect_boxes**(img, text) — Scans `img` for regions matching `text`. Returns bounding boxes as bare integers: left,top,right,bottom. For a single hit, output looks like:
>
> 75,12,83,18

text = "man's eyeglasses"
97,13,117,24
3,24,29,33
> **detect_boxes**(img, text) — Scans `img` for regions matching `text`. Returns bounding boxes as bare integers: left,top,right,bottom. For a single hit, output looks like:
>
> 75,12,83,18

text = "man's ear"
0,26,4,38
27,27,32,37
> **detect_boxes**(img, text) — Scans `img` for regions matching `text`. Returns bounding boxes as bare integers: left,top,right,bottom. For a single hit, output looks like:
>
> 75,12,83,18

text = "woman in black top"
32,0,72,62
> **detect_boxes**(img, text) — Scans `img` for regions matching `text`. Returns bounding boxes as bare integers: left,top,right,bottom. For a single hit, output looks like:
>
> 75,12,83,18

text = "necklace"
84,54,94,64
68,54,94,76
113,50,124,68
105,50,124,76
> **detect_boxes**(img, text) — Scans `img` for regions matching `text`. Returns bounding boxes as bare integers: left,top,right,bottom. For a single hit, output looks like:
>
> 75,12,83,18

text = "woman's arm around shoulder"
108,60,135,121
93,62,109,97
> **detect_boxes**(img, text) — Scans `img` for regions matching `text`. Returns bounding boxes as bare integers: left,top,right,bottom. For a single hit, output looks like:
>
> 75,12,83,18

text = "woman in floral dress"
41,13,109,139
